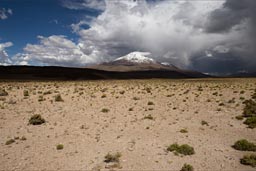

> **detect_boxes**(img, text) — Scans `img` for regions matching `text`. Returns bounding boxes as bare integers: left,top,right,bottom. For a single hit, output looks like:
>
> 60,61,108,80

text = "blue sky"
0,0,99,56
0,0,255,74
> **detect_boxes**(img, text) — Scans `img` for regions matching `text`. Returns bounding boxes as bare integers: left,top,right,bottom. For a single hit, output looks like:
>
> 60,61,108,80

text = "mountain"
87,52,179,71
87,52,207,78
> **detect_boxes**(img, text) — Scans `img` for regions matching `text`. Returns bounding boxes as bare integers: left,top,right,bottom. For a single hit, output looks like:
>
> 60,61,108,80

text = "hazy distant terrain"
0,79,255,170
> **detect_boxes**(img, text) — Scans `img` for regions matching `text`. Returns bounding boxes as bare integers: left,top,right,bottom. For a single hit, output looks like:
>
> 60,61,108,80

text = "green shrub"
21,136,27,141
29,114,45,125
104,152,121,163
144,114,154,120
0,89,8,96
201,120,209,126
5,139,15,145
101,108,109,113
232,139,256,151
243,99,256,117
244,117,256,129
43,91,52,95
56,144,64,150
38,95,45,102
167,143,195,155
180,129,188,133
55,94,64,102
147,101,154,105
133,97,140,100
180,164,194,171
240,154,256,167
235,115,244,120
23,90,29,96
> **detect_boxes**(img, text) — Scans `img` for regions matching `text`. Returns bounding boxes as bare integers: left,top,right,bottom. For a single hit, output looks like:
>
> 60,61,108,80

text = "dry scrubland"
0,79,256,171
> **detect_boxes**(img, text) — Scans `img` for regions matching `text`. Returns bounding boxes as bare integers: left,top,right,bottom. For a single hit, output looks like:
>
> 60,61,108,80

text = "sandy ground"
0,78,256,171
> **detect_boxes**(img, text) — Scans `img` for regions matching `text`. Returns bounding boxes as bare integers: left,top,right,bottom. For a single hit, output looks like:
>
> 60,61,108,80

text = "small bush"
144,114,154,120
133,97,140,100
38,95,45,102
21,136,27,141
104,152,121,163
180,129,188,133
167,143,195,156
29,114,45,125
235,115,244,120
5,139,15,145
23,90,29,96
119,90,125,95
180,164,194,171
201,120,209,126
243,99,256,117
219,103,225,106
232,139,256,151
43,91,52,95
0,89,8,96
101,108,110,113
101,94,107,98
240,154,256,167
147,101,154,105
244,117,256,129
56,144,64,150
55,94,64,102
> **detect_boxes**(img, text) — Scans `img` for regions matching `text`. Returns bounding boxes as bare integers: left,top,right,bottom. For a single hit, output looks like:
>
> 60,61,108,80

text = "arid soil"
0,79,255,171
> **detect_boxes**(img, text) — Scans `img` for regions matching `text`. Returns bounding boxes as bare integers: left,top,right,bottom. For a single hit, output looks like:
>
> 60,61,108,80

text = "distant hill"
0,65,208,80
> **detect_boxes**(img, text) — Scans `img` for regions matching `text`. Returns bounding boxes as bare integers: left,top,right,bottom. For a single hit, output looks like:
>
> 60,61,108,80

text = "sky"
0,0,256,74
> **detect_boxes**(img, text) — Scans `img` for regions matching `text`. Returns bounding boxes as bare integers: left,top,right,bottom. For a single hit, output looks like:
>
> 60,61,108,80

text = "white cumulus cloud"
0,42,13,65
14,35,97,66
0,8,13,20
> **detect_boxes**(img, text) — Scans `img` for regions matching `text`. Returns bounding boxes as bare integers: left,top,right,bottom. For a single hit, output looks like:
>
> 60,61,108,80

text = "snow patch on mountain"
114,52,156,64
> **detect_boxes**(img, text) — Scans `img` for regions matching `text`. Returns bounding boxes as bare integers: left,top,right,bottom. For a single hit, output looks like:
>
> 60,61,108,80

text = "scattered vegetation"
201,120,209,126
180,164,194,171
243,117,256,129
55,94,64,102
167,143,195,156
29,114,45,125
101,108,110,113
38,95,45,102
240,154,256,167
5,139,15,145
23,90,29,96
0,89,8,96
56,144,64,150
21,136,27,141
104,152,122,163
43,91,52,95
133,97,140,100
180,129,188,133
235,115,244,120
144,114,154,120
232,139,256,151
243,99,256,117
147,101,154,105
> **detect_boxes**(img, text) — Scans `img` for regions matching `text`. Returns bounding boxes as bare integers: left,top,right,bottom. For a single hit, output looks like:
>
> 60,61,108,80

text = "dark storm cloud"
206,0,256,33
196,0,256,74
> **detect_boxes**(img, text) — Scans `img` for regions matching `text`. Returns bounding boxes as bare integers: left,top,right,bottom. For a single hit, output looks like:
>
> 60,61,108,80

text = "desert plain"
0,78,256,171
